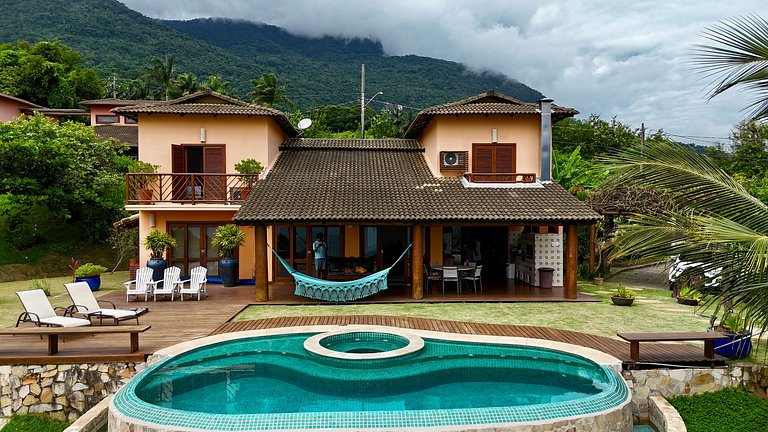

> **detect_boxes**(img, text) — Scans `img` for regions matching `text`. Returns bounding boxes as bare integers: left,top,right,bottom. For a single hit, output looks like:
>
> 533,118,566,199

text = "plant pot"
611,296,634,306
710,330,753,359
240,188,250,201
594,277,604,286
147,259,167,287
677,297,699,306
219,258,239,287
138,188,154,205
75,276,101,291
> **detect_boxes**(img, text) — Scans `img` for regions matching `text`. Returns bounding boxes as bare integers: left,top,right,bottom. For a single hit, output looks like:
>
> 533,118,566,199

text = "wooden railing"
126,173,259,205
463,172,537,183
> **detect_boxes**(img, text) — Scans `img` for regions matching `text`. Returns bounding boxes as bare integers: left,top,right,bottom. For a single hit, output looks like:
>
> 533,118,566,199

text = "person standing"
313,233,328,279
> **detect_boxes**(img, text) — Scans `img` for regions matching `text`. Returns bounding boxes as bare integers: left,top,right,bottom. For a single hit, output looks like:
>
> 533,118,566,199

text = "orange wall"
136,114,287,172
421,114,542,177
90,105,134,125
0,99,24,122
344,226,360,257
429,226,443,266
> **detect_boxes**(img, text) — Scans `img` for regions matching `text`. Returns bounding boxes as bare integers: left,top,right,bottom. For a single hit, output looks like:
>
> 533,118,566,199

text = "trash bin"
506,263,516,279
538,267,554,288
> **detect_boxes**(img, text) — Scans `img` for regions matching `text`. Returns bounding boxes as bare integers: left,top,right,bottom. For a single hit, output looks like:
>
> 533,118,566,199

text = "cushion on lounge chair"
16,289,91,327
65,282,146,324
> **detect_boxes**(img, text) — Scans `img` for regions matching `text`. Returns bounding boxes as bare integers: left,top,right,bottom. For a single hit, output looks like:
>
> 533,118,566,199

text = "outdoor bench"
0,325,151,355
617,331,728,362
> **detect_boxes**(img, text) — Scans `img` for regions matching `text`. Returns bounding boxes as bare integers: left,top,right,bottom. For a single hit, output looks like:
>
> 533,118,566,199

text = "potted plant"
211,224,245,287
677,286,702,306
709,313,753,359
234,159,264,201
131,160,159,204
143,230,177,283
611,286,636,306
74,263,108,291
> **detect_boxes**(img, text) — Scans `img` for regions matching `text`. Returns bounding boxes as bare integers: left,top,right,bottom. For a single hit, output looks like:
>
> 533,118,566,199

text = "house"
117,89,600,301
80,98,153,159
0,92,88,122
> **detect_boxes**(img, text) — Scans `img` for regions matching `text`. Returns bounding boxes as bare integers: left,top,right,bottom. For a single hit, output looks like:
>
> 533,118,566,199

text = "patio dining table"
432,265,474,293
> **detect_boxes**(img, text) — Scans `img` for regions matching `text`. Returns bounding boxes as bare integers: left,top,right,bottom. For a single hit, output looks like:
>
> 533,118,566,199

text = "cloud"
120,0,763,142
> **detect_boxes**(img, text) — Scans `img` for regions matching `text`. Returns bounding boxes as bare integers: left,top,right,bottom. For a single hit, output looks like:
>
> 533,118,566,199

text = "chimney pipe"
539,98,553,182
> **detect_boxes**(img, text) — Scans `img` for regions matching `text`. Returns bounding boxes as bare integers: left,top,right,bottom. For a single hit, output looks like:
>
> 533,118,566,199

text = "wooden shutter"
495,145,516,173
473,146,494,173
203,146,226,201
171,145,186,200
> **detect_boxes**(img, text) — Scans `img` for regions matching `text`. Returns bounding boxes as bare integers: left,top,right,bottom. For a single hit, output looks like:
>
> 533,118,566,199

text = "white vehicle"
668,256,722,289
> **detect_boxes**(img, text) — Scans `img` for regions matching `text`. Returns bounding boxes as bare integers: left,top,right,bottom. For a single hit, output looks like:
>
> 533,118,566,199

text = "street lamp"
361,91,383,139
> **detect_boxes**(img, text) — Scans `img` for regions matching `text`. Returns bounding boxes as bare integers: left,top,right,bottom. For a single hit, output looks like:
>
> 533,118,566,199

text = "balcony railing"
463,172,537,183
126,173,259,205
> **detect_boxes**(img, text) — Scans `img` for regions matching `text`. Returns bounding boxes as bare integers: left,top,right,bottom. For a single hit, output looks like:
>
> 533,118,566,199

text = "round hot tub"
304,330,424,360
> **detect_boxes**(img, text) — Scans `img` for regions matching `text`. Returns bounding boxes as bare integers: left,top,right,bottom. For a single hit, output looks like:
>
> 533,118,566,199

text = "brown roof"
113,89,297,136
0,93,42,108
234,139,600,224
281,138,422,151
21,108,89,117
94,125,138,147
404,90,578,138
80,98,155,107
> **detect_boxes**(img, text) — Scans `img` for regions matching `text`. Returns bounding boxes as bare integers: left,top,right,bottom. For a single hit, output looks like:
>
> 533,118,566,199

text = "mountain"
0,0,544,110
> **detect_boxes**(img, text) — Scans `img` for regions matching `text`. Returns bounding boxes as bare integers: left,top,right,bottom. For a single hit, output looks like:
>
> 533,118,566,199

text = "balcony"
126,173,259,205
463,172,537,183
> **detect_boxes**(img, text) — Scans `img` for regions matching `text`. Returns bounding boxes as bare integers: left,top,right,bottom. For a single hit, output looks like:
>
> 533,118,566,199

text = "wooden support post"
130,332,139,353
589,223,596,274
412,224,424,300
254,224,269,302
48,334,58,355
564,224,578,299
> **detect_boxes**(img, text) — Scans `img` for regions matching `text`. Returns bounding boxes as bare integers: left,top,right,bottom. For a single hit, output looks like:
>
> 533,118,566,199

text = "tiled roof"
234,140,600,224
21,108,89,117
80,98,155,107
281,138,422,151
113,90,297,136
94,125,138,147
404,90,578,138
0,93,42,108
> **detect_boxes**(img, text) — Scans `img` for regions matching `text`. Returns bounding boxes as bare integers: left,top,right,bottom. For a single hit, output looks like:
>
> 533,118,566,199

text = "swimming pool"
110,326,631,431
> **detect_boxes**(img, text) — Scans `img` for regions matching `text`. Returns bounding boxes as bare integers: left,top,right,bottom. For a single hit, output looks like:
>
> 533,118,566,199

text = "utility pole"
110,74,117,99
640,122,645,148
360,64,365,139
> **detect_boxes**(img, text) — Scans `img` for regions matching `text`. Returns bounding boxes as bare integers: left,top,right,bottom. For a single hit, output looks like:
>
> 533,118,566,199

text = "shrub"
668,388,768,432
1,413,69,432
211,224,245,258
73,263,107,277
678,286,702,299
32,278,51,296
614,286,636,299
143,230,177,259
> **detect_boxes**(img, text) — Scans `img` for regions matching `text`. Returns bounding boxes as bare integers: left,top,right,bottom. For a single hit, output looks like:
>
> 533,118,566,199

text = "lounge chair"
16,289,91,327
124,267,154,302
64,282,147,325
178,266,207,301
151,266,181,301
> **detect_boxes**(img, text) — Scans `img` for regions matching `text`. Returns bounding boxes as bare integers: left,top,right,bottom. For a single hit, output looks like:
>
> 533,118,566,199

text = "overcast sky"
121,0,765,146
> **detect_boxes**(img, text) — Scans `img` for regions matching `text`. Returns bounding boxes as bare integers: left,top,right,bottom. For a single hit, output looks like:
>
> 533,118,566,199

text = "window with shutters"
469,144,532,183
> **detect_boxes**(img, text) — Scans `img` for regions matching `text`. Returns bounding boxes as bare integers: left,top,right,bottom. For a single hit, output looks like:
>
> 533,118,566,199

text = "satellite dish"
297,118,313,130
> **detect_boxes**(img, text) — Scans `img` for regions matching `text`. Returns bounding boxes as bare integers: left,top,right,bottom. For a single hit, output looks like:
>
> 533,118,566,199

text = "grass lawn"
0,272,128,328
235,283,714,339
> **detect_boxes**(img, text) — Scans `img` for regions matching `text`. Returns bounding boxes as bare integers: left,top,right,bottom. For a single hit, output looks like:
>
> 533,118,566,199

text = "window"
124,117,138,124
95,114,119,124
472,144,516,174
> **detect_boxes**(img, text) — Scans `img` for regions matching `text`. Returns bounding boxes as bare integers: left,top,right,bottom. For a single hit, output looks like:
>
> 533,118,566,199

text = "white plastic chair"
178,266,208,301
124,267,154,302
16,289,91,327
65,282,146,324
462,265,483,293
441,266,459,294
151,266,181,301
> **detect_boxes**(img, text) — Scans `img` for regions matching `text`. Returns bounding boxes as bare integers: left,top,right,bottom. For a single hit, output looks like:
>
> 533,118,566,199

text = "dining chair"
424,264,441,291
462,265,483,293
441,266,459,294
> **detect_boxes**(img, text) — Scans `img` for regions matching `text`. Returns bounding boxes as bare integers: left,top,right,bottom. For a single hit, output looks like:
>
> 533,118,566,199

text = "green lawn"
0,272,128,328
235,283,714,339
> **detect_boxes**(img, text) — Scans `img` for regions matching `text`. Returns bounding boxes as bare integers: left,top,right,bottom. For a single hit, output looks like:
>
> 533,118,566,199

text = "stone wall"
648,396,686,432
624,364,768,419
0,362,143,423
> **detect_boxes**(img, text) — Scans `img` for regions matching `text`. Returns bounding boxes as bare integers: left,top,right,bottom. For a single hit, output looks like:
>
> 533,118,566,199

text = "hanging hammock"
272,244,412,302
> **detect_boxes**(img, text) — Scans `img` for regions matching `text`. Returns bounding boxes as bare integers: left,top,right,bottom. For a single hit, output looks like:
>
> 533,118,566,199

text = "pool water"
135,333,613,414
318,331,410,354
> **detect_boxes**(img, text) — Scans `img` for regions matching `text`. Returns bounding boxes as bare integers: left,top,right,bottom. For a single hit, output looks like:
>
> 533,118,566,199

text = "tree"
249,72,293,108
203,75,231,95
0,114,132,248
0,40,103,108
603,140,768,333
691,15,768,121
175,72,200,96
552,115,640,160
144,54,177,100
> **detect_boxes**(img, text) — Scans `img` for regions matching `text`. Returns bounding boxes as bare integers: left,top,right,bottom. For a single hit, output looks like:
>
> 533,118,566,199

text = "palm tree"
691,15,768,121
203,75,230,95
248,72,293,108
603,140,768,333
175,72,200,96
144,54,177,100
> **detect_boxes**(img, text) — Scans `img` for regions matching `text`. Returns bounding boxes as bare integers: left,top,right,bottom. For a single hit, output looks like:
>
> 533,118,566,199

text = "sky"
120,0,766,146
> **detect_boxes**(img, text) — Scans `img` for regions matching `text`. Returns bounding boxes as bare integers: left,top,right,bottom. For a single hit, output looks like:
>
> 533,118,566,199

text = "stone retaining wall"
648,396,686,432
624,364,768,419
0,362,143,423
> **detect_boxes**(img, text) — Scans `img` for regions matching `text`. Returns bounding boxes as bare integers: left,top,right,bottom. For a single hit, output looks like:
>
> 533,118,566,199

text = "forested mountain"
0,0,543,109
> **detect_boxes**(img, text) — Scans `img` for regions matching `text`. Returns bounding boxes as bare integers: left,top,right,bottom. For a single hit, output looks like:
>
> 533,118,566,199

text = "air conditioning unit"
443,152,460,166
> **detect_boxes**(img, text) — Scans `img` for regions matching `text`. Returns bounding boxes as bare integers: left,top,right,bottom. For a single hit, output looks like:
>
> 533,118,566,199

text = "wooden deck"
0,284,723,368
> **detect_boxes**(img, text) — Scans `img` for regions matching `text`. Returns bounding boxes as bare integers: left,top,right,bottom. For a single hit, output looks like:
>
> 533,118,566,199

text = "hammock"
272,244,412,302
